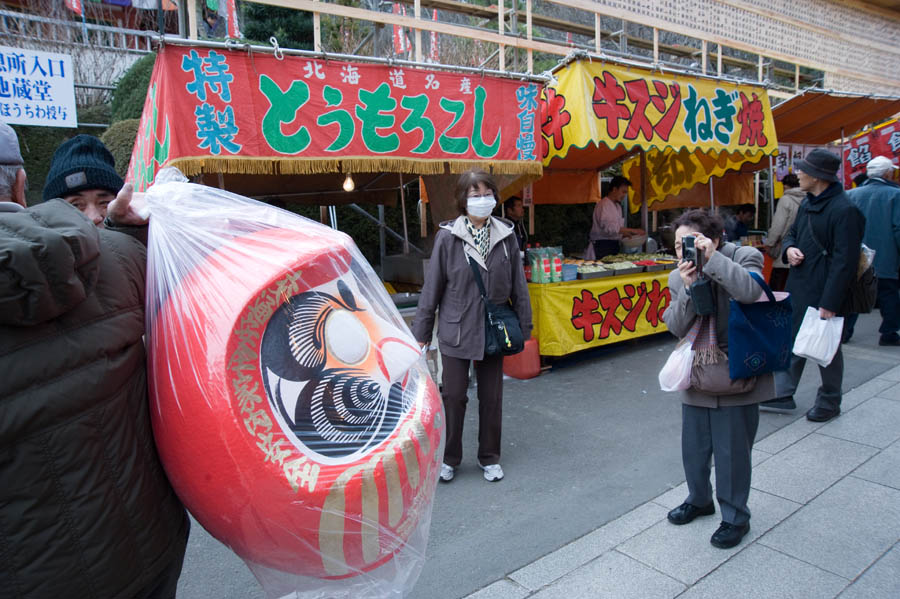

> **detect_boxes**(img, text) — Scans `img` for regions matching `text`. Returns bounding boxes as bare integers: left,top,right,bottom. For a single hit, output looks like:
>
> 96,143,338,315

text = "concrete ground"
176,312,898,599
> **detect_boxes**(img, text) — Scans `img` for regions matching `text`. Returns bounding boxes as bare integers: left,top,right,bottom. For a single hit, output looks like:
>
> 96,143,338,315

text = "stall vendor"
590,175,645,258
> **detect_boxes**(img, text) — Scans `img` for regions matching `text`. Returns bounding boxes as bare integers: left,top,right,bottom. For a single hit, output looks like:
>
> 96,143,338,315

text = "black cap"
43,135,123,202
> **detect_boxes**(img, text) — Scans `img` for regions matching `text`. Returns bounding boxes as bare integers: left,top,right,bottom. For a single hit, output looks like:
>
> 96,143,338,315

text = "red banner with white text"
128,46,541,190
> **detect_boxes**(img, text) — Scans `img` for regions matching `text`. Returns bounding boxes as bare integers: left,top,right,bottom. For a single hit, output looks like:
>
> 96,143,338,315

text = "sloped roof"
773,89,900,145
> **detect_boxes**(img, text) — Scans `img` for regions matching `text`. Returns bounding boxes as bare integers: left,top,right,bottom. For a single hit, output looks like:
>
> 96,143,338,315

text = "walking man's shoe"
710,521,750,549
879,335,900,346
478,462,504,482
760,396,796,411
439,463,455,482
667,502,715,525
806,406,840,422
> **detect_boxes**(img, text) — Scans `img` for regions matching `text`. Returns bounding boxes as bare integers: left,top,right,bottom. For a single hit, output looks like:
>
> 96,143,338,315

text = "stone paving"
464,365,900,599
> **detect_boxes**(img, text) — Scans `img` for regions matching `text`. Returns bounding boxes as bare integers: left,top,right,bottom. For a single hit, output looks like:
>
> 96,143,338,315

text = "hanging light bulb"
343,173,355,192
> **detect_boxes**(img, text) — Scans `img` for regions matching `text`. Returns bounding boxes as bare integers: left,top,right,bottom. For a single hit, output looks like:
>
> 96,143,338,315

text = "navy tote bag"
728,272,793,379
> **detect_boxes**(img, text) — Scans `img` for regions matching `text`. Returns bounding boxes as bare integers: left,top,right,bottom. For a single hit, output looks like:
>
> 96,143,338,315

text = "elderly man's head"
0,122,26,208
43,135,123,227
867,156,898,181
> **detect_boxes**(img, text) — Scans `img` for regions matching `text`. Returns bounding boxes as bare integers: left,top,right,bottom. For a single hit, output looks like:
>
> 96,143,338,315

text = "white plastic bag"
792,306,844,367
659,341,694,392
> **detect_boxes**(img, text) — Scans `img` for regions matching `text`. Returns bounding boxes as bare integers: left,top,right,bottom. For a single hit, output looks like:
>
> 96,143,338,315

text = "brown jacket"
412,215,533,360
662,243,775,408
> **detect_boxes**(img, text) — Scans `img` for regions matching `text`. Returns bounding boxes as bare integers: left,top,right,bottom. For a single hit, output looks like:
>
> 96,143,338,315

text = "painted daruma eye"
324,309,368,364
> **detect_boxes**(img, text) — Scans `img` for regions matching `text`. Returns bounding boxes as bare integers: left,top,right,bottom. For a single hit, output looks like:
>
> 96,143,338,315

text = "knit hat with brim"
43,134,123,202
794,148,841,183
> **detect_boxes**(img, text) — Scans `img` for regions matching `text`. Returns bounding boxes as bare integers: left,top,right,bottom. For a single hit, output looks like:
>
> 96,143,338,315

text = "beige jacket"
412,215,532,360
662,243,775,408
766,187,805,268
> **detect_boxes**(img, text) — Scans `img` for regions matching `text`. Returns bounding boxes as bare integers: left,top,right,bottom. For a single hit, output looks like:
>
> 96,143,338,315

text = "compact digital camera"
681,235,703,272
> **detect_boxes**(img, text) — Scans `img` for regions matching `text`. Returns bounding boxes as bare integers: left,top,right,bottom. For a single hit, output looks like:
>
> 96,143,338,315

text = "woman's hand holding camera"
693,233,717,261
678,259,698,287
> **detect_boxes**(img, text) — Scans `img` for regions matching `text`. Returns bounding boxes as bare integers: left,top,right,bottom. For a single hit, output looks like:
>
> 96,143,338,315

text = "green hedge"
100,119,141,178
110,53,157,123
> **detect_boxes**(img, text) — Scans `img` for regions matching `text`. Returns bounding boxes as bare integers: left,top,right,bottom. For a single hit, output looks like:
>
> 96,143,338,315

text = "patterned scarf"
466,217,491,261
685,313,726,366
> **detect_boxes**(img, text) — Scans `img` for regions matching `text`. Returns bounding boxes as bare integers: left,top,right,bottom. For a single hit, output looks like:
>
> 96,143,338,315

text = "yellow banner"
541,60,778,165
623,147,763,213
529,271,670,356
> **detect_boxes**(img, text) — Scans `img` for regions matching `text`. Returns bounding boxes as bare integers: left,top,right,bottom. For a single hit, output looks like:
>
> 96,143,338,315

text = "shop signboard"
528,271,670,356
843,119,899,188
541,60,778,165
0,45,76,128
129,46,542,190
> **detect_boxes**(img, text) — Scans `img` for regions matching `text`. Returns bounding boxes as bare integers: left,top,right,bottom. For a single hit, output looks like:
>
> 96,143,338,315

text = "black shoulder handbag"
806,212,877,314
467,256,525,356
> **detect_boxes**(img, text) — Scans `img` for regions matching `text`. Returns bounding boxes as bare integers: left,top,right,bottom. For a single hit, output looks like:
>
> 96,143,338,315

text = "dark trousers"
843,277,900,342
769,267,789,292
775,347,844,411
877,277,900,339
441,353,504,467
682,403,759,526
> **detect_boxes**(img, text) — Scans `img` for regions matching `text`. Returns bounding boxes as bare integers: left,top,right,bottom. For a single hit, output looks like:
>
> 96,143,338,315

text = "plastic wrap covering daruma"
143,172,444,597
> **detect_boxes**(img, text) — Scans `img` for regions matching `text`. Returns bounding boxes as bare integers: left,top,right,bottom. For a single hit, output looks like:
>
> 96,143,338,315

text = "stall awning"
128,45,542,192
773,89,900,145
535,57,777,206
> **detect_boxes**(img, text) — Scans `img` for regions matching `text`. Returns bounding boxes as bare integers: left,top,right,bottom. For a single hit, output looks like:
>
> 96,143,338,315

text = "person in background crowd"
0,124,26,211
0,122,188,598
662,209,771,550
724,203,755,242
765,149,864,421
412,170,532,483
589,175,645,258
852,172,868,188
764,174,804,292
504,195,528,254
43,134,123,227
844,156,900,346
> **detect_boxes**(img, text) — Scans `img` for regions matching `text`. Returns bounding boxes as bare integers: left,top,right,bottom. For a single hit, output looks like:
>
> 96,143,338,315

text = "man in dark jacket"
43,134,123,227
769,149,864,422
847,156,900,346
0,122,188,598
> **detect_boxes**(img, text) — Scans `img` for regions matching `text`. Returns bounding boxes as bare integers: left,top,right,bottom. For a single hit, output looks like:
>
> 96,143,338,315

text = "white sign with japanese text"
0,45,76,128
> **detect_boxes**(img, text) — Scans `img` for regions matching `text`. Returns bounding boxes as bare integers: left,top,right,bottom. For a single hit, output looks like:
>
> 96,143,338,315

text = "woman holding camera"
412,170,532,484
662,209,774,549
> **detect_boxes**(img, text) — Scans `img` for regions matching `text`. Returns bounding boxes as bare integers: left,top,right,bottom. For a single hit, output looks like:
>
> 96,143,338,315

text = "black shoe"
879,336,900,346
760,396,796,411
667,502,715,525
806,406,840,422
710,521,750,549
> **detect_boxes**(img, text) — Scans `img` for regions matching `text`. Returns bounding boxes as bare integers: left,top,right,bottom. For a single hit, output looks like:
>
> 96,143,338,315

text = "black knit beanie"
43,134,124,202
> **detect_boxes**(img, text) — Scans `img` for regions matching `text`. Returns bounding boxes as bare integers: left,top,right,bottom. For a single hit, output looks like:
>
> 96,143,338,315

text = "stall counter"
528,270,671,356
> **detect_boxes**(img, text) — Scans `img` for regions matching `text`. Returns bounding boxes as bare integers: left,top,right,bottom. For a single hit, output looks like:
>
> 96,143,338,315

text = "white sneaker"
478,462,504,482
439,463,455,482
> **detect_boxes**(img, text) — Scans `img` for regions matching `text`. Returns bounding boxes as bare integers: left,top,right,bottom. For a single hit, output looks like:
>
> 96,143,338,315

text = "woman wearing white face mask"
412,170,532,483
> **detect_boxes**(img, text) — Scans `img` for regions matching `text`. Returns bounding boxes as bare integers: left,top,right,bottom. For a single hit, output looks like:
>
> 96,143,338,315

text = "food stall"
528,54,778,356
127,40,542,234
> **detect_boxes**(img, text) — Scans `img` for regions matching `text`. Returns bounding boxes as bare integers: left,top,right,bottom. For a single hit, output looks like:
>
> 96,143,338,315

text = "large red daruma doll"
147,216,443,581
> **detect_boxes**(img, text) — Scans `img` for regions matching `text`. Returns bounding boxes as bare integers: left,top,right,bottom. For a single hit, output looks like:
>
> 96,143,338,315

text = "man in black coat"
0,122,188,599
767,149,864,422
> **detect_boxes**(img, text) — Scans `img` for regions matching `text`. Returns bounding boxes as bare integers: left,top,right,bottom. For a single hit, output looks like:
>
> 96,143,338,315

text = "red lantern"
149,227,443,578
